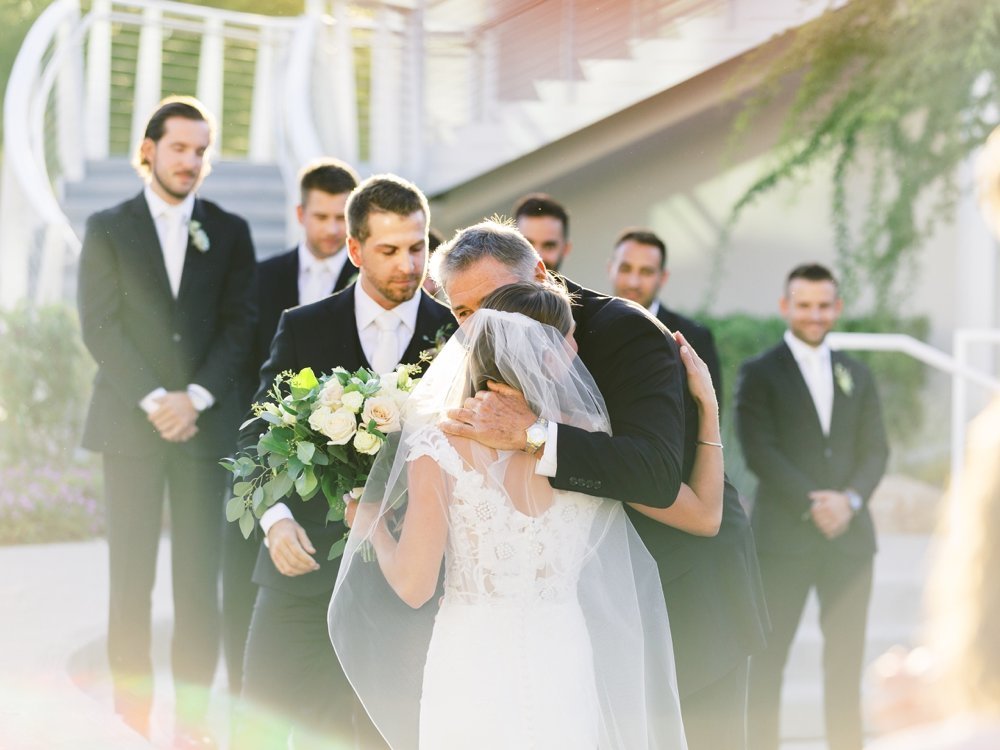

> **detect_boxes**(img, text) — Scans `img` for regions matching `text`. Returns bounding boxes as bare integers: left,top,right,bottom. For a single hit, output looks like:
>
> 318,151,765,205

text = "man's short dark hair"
613,228,667,270
298,159,359,206
133,96,214,178
786,263,839,293
346,174,429,243
512,193,570,238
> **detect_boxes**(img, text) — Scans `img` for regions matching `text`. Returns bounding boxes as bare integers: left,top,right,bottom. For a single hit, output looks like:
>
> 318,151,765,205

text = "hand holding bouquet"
223,363,420,559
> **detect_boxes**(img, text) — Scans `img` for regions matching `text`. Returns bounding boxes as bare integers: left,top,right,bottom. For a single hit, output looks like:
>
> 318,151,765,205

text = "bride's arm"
365,454,449,608
627,333,724,536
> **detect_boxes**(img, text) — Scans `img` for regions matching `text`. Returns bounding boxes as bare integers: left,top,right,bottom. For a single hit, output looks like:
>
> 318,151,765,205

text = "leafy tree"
728,0,1000,317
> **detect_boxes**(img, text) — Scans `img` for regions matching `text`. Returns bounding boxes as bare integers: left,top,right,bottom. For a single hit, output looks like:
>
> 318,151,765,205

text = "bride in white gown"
330,282,717,749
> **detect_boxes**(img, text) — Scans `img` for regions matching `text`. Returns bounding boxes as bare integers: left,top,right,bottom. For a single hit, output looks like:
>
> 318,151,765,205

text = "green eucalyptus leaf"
239,510,255,539
225,496,245,522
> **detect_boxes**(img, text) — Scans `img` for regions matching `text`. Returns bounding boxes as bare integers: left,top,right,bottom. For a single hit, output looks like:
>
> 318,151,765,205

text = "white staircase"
2,0,840,309
62,159,288,261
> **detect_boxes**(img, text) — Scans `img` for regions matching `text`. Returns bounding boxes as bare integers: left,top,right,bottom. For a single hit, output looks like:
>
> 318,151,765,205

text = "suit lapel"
334,257,359,294
127,192,174,301
828,351,852,444
320,285,368,371
177,198,211,303
399,293,451,369
776,342,827,439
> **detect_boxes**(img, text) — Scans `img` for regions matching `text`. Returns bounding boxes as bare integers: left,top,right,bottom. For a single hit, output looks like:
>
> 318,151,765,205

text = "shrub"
0,461,104,544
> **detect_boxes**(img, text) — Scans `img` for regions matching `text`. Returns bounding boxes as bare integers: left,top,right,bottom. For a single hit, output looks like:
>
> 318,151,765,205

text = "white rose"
322,408,359,445
280,408,297,425
319,380,344,408
361,395,402,434
263,402,281,416
341,390,365,413
353,429,382,455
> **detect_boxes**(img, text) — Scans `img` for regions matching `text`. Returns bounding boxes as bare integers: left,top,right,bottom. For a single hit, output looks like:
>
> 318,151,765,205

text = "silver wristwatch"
525,417,549,455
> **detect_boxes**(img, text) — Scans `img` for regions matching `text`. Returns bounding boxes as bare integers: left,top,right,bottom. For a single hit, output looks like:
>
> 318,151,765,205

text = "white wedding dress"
411,426,601,749
329,309,687,750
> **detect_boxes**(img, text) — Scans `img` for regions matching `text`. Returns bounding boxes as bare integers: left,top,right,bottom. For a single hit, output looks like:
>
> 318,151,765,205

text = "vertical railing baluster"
56,1,84,182
85,0,111,160
249,24,275,163
198,15,225,151
331,0,359,164
130,4,163,149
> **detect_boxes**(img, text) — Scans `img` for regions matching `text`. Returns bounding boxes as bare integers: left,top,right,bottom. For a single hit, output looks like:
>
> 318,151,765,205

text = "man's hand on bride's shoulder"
674,331,717,414
440,381,535,451
267,519,320,577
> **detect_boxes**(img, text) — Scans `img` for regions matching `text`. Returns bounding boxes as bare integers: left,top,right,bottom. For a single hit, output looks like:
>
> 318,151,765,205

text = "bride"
330,281,719,749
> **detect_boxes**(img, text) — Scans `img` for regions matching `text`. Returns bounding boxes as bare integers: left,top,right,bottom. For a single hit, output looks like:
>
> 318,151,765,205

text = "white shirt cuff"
260,503,294,547
187,383,215,412
140,387,167,414
534,421,559,477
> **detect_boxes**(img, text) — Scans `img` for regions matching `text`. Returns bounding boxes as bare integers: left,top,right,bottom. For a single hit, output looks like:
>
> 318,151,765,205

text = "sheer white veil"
328,309,686,749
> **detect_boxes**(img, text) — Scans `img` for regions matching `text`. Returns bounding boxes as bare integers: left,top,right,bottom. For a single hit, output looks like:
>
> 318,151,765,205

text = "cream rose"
361,395,402,434
341,390,365,413
353,429,381,455
319,379,344,408
309,407,357,445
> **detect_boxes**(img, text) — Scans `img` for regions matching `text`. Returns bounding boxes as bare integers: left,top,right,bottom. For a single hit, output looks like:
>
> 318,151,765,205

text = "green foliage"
729,0,1000,315
0,305,96,465
705,312,928,496
0,305,103,545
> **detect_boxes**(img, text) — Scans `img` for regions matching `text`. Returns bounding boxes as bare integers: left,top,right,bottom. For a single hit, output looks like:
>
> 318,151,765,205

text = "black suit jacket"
563,282,768,696
246,247,357,406
240,287,453,596
78,191,256,458
654,304,722,406
735,340,889,559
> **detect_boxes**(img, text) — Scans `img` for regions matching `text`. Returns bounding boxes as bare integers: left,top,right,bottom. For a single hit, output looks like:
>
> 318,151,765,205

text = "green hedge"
0,305,103,544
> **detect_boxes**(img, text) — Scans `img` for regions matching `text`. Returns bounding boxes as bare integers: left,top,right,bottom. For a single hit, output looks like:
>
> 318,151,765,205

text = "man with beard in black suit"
608,227,723,403
234,174,453,749
78,96,256,747
737,263,888,750
223,158,359,696
434,220,768,750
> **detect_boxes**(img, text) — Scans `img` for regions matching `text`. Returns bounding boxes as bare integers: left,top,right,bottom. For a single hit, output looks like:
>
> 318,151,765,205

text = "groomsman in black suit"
235,175,453,749
77,97,256,745
435,221,768,750
608,227,723,403
513,192,573,271
222,158,359,694
736,263,889,750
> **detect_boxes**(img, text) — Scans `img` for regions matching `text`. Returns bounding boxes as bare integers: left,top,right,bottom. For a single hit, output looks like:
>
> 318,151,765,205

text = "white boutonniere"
189,220,210,253
419,323,455,363
834,362,854,396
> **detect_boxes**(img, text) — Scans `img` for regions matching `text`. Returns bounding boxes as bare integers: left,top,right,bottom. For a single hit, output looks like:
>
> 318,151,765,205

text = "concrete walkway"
0,534,931,749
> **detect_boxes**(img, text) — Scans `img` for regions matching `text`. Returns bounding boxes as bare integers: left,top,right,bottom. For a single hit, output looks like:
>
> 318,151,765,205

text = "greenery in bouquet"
223,363,420,559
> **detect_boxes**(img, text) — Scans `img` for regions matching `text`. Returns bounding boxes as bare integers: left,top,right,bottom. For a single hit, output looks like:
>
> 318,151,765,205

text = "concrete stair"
62,159,289,260
777,533,931,747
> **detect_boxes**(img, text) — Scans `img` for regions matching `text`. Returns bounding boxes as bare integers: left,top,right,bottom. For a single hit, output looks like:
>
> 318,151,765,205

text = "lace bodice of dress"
407,426,600,605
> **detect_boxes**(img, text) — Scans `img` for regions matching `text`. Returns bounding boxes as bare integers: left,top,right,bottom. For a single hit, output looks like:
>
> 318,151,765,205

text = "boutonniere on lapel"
189,220,210,253
419,323,455,363
834,362,854,396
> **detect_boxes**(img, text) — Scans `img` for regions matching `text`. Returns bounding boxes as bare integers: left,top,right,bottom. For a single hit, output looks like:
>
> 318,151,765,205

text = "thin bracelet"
697,439,723,448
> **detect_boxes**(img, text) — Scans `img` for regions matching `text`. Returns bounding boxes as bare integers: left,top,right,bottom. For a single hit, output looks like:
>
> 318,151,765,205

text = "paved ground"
0,534,931,749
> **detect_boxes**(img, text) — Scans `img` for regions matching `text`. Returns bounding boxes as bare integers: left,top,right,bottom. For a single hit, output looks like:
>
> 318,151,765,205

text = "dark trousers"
681,658,749,750
747,552,873,750
220,491,261,694
235,585,386,750
104,450,225,728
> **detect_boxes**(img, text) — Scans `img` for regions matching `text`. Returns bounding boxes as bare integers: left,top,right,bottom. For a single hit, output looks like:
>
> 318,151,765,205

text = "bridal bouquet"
223,364,420,559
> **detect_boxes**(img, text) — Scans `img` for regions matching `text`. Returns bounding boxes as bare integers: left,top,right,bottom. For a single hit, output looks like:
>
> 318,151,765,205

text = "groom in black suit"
77,97,256,743
234,175,453,749
436,220,768,750
222,158,360,695
736,263,888,750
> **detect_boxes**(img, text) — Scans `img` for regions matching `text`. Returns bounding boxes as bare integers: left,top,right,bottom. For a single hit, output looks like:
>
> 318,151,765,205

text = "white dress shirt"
784,329,834,435
260,282,424,537
297,242,350,306
139,186,214,415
